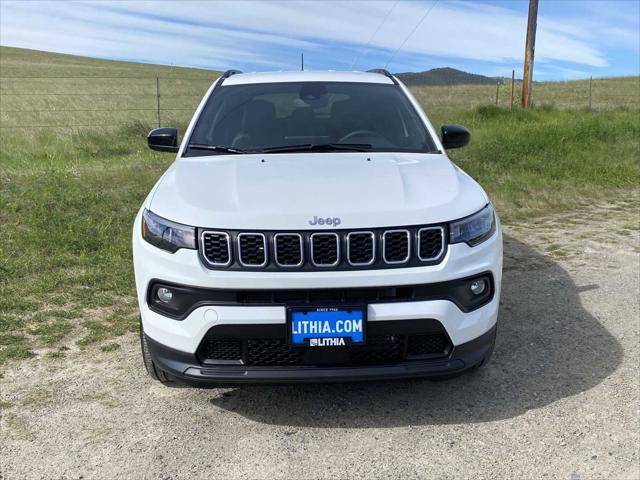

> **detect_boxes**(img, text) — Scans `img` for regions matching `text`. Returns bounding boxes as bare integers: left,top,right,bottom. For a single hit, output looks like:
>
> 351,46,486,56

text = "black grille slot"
311,233,339,266
238,233,266,266
201,232,231,266
418,228,444,261
347,232,375,265
247,339,304,366
274,234,303,267
407,334,450,356
200,339,242,361
349,335,404,364
383,230,410,263
196,326,453,368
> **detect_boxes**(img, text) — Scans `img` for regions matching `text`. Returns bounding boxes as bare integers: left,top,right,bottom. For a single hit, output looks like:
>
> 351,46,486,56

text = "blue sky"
1,0,638,80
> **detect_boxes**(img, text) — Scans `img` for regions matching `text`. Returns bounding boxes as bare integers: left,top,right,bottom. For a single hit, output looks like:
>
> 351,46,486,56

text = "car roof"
221,70,395,86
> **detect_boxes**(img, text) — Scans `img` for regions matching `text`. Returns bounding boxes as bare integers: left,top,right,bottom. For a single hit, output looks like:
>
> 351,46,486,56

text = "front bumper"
145,324,496,385
133,208,503,383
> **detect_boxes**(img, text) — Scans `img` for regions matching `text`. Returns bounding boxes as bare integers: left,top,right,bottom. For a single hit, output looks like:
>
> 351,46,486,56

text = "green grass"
1,46,220,130
0,47,639,364
2,46,638,133
1,123,169,361
429,105,640,220
410,76,640,110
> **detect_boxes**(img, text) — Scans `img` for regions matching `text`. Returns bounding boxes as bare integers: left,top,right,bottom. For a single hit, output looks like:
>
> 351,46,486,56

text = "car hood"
149,152,488,229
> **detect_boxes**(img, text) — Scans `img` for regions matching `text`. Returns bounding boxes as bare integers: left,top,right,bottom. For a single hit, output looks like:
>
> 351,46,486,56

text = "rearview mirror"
441,124,470,149
148,127,179,153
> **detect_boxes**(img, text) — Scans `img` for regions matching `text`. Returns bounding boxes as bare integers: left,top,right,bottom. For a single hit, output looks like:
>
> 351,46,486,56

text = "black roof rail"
366,68,398,85
219,69,242,84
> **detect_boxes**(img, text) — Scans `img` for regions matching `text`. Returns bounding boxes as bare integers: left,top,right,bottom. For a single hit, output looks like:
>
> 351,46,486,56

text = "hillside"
0,46,638,134
0,46,221,130
395,67,498,86
0,46,218,78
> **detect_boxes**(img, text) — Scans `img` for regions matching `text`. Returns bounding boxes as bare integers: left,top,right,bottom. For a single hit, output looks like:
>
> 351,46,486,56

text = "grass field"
0,46,219,130
2,46,639,132
410,76,640,110
1,47,639,364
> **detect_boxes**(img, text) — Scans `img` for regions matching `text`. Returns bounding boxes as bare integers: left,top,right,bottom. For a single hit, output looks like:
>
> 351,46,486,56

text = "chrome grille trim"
382,229,411,264
200,230,232,267
417,226,446,261
198,225,447,271
273,233,304,268
237,232,267,268
310,232,340,267
346,231,376,266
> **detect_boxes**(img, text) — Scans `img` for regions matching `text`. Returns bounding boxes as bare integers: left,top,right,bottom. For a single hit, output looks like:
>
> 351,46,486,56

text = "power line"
351,0,400,69
384,0,440,69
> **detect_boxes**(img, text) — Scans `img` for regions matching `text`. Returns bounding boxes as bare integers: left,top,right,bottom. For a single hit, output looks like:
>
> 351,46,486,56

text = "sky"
1,0,638,80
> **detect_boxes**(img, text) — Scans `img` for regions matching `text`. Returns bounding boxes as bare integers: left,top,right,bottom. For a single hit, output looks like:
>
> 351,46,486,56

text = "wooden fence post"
495,80,500,106
156,77,161,128
510,69,515,110
588,75,593,111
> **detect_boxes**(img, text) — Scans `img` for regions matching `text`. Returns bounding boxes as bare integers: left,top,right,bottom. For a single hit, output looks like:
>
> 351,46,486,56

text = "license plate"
288,307,366,347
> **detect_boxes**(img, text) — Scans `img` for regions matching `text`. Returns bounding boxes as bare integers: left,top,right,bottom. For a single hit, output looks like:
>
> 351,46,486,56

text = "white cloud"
0,0,636,76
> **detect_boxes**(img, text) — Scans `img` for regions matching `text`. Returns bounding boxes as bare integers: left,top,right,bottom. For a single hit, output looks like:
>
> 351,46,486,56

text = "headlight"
141,209,196,253
449,204,496,246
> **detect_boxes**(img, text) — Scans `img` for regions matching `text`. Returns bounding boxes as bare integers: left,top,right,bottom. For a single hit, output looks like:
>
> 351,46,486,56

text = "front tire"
139,319,175,385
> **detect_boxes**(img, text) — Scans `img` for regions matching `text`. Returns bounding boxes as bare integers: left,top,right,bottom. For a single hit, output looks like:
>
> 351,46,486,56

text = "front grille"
274,233,303,267
247,339,304,366
201,231,231,266
311,233,339,266
383,230,410,264
199,339,242,361
407,334,450,356
349,335,404,364
237,233,266,267
198,331,451,367
198,223,448,271
347,232,375,265
418,227,444,261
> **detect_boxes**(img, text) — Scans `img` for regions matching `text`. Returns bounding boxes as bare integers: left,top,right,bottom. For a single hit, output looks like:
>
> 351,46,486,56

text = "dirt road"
1,202,638,479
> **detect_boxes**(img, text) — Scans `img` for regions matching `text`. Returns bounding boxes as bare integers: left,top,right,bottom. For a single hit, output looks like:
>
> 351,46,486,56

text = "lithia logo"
308,216,341,226
309,338,346,347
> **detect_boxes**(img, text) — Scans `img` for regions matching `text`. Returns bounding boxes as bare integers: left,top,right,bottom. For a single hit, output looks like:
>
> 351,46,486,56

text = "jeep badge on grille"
308,216,341,227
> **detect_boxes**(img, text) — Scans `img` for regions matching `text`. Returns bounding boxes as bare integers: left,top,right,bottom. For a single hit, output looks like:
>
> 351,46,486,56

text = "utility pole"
521,0,539,108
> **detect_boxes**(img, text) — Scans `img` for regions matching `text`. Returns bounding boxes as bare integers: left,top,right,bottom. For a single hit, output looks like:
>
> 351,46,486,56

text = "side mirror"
148,127,179,153
441,124,470,149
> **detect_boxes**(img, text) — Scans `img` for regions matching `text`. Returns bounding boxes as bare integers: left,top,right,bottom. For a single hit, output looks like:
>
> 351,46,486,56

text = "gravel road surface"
1,201,639,479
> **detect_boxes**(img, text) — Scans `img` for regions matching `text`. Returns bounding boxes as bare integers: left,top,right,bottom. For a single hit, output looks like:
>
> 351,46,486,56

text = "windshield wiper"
187,144,248,154
260,143,372,153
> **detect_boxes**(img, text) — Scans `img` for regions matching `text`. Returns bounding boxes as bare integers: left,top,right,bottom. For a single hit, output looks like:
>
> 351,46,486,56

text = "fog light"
470,279,487,295
157,287,173,303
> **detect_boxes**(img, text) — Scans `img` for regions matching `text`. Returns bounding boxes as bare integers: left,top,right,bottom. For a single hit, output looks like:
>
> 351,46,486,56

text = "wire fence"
1,75,638,130
408,73,640,111
0,76,212,130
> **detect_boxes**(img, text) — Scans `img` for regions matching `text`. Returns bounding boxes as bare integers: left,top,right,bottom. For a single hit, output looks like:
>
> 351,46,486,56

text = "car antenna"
301,53,304,71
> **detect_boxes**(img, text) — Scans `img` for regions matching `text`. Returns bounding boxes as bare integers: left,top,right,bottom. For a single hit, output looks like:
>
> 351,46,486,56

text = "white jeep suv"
133,69,502,386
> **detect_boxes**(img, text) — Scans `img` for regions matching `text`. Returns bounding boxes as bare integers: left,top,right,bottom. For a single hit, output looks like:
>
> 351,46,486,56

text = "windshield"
185,82,437,155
